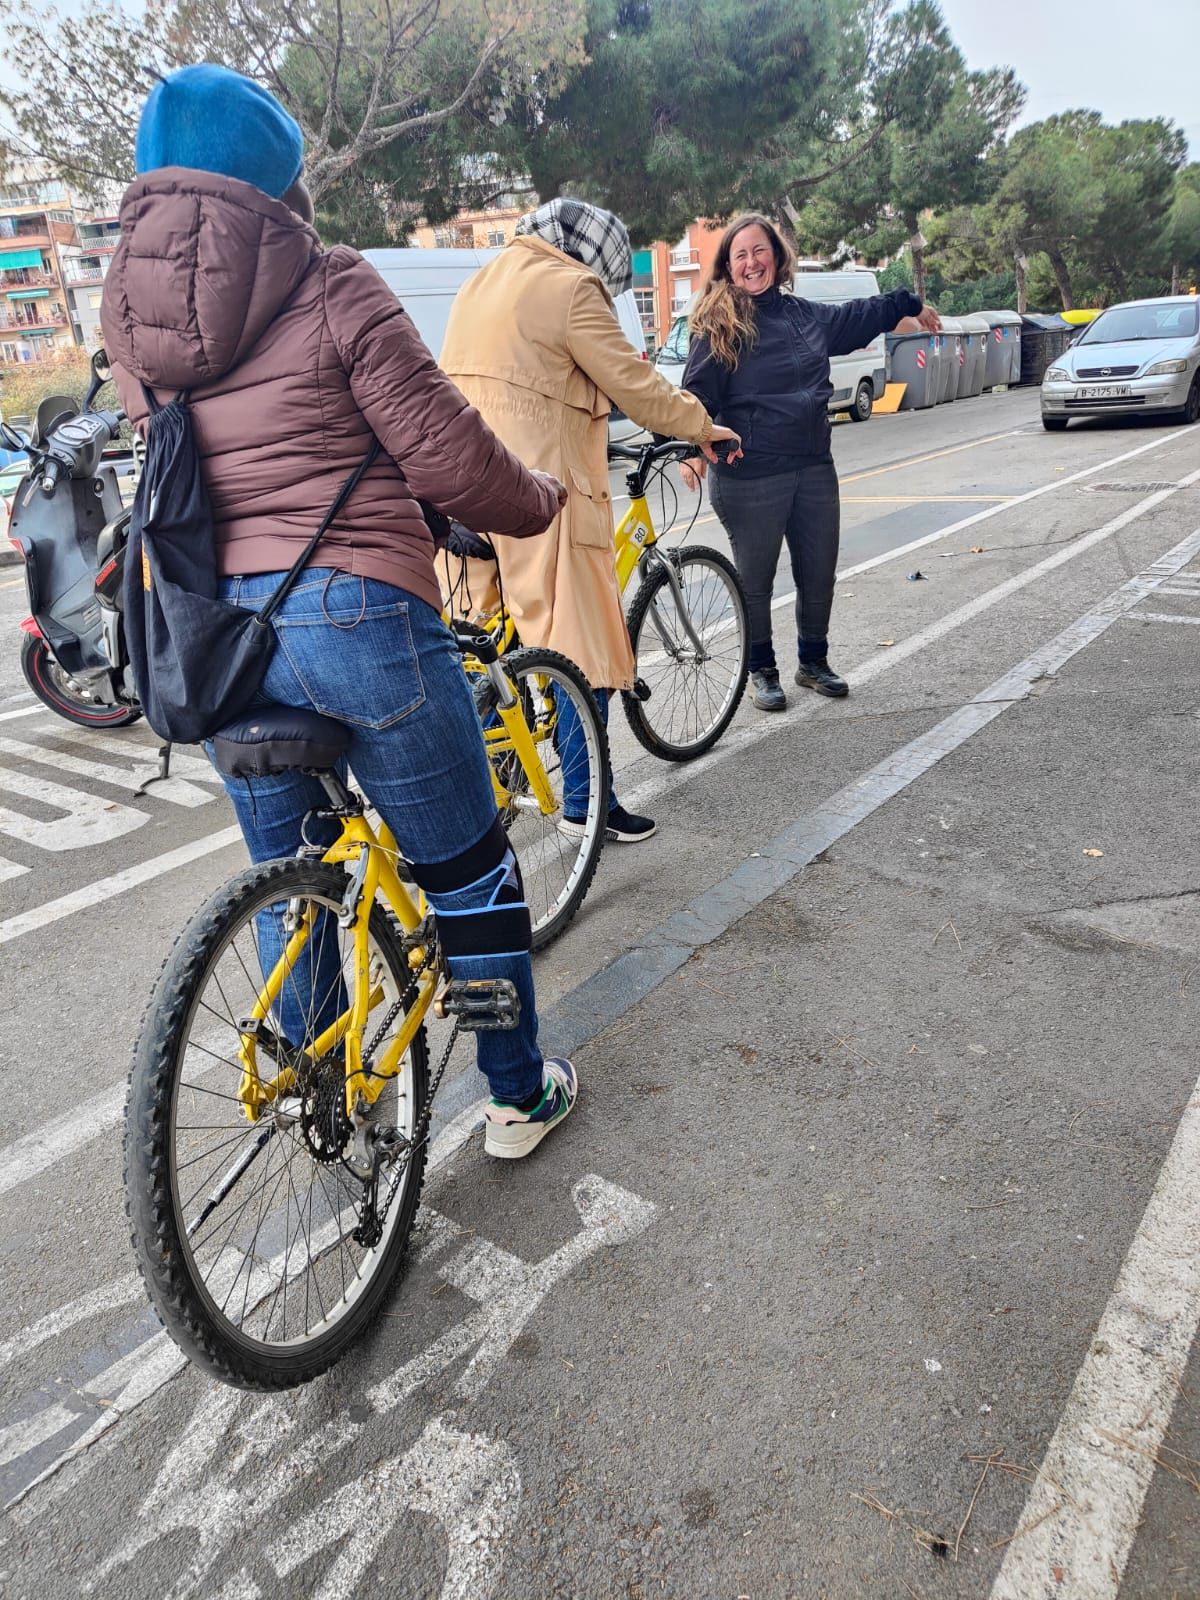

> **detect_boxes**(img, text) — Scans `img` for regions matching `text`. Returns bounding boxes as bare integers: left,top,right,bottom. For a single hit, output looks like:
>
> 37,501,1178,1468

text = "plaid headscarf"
515,197,633,298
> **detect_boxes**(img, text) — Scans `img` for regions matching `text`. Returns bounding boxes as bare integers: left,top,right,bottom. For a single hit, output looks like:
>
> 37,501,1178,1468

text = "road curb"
0,548,22,568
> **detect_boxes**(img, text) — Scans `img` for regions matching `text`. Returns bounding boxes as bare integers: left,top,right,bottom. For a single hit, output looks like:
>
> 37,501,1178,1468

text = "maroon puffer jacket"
100,169,558,614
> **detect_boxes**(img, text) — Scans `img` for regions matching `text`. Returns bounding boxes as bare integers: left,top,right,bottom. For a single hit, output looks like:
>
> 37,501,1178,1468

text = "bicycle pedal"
630,677,652,703
434,978,521,1031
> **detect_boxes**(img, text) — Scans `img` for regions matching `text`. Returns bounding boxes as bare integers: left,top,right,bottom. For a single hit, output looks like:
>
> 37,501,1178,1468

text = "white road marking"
0,767,147,851
0,1095,489,1503
0,1078,127,1201
68,1177,653,1598
267,1419,520,1600
0,1273,143,1370
1128,609,1200,624
989,1081,1200,1600
622,461,1200,813
0,733,214,808
0,823,242,947
0,705,42,723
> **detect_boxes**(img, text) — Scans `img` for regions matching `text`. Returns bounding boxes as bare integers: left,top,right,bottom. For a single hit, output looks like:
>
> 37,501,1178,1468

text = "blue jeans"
212,569,543,1106
557,687,618,821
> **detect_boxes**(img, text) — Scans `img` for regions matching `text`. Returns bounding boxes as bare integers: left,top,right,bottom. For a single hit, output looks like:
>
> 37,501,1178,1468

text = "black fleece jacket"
682,284,922,475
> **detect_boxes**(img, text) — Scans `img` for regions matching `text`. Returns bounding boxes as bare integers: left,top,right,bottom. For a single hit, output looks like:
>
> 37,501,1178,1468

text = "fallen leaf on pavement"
877,639,896,647
970,545,985,554
1083,848,1104,858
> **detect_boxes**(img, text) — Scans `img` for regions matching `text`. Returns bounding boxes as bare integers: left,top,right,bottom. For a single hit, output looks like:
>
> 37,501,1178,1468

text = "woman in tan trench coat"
440,198,739,842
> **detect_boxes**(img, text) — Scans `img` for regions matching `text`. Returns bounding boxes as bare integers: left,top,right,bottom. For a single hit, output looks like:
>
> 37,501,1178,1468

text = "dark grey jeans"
708,456,840,672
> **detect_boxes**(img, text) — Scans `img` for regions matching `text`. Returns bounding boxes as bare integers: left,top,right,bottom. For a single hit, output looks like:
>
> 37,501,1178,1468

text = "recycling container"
957,314,990,399
885,330,940,409
979,310,1022,388
937,317,966,403
1019,313,1073,386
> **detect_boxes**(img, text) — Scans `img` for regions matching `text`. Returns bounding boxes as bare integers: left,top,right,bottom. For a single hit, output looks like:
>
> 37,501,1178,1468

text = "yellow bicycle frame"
235,819,436,1124
472,494,661,654
234,634,564,1124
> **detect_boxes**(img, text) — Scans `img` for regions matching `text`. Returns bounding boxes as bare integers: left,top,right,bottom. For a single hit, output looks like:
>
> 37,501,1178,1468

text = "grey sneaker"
751,668,786,711
795,660,848,698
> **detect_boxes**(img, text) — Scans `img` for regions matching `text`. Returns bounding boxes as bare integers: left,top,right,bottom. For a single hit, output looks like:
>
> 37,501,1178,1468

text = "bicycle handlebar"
607,438,696,466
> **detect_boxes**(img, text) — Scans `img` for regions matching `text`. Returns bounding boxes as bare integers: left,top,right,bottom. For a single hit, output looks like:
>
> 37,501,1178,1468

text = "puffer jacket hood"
102,167,320,389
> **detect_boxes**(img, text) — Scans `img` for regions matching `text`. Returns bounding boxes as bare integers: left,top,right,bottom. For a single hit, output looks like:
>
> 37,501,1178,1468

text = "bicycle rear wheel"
125,858,429,1390
486,646,609,951
622,546,749,761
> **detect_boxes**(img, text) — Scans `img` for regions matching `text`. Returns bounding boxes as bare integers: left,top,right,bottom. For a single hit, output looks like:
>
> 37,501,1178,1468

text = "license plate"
1075,385,1132,399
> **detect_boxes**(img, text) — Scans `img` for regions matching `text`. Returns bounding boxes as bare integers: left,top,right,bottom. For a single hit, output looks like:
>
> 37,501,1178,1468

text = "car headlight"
1144,359,1187,376
1044,367,1070,383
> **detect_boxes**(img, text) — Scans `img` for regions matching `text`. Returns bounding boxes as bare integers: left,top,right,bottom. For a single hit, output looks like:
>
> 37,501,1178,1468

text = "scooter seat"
211,705,352,779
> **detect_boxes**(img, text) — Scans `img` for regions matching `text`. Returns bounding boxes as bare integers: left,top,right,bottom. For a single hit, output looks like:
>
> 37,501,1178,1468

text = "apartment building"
62,217,121,352
0,174,79,365
411,205,524,251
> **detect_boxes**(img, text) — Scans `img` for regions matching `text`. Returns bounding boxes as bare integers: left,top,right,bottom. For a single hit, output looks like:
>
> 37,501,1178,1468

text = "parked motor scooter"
6,349,143,728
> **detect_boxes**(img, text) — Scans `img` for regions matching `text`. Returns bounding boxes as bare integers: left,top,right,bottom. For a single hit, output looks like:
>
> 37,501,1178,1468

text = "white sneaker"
484,1058,578,1159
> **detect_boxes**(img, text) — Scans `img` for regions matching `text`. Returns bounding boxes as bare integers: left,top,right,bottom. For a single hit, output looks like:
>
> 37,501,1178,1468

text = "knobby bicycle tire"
490,645,610,951
622,546,749,761
125,857,429,1390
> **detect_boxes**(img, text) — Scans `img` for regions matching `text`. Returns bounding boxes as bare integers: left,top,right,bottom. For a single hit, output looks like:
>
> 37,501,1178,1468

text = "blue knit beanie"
135,65,304,200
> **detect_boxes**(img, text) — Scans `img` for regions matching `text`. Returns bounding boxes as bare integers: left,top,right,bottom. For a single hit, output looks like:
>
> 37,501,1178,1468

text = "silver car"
1041,295,1200,431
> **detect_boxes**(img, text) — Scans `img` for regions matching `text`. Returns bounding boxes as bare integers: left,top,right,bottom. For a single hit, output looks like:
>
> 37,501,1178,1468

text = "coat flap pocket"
569,465,611,505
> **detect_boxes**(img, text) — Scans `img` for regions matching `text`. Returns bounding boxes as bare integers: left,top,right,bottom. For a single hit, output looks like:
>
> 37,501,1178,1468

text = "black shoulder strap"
256,439,382,627
139,382,188,417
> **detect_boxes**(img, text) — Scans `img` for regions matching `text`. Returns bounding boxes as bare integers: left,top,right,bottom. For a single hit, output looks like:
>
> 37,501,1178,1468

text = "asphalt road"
3,388,1200,1599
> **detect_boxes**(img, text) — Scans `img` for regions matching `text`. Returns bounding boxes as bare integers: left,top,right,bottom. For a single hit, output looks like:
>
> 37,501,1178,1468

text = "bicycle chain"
354,1018,461,1247
351,913,462,1248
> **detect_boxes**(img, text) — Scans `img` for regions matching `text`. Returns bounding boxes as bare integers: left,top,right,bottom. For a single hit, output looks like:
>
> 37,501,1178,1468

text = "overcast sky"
936,0,1199,159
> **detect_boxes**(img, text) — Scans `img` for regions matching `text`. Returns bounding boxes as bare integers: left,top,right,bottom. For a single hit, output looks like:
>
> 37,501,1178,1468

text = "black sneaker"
795,660,848,698
750,668,787,712
606,804,657,843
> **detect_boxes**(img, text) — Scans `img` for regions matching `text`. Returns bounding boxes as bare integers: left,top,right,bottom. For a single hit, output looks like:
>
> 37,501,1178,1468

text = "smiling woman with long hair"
682,214,940,711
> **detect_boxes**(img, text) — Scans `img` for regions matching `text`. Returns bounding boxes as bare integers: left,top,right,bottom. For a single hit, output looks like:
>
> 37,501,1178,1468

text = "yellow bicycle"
458,439,749,762
124,625,601,1389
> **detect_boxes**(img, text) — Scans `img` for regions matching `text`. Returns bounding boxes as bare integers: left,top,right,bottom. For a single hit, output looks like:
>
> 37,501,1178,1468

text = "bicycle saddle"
211,705,352,779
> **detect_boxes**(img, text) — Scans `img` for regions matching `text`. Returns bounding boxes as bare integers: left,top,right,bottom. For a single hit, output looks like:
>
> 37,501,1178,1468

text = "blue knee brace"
407,815,531,960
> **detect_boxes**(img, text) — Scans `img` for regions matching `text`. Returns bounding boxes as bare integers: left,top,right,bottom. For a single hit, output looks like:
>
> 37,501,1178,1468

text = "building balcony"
0,313,69,332
64,267,106,286
1,272,58,290
1,233,52,252
669,248,699,271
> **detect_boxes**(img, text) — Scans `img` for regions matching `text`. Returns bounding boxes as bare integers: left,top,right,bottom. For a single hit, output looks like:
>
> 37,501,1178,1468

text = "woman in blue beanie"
103,65,582,1165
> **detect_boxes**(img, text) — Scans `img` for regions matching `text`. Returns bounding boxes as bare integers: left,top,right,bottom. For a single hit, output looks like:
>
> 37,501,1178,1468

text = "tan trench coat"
439,234,714,690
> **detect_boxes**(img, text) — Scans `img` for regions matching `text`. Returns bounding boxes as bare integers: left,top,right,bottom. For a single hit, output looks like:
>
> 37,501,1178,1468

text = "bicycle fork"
642,549,710,661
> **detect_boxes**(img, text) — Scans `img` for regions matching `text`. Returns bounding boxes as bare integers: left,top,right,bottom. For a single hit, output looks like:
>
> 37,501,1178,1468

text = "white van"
363,246,650,442
653,269,887,421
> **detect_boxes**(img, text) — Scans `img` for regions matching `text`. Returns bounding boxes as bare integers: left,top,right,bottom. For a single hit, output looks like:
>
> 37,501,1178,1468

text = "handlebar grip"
40,458,62,495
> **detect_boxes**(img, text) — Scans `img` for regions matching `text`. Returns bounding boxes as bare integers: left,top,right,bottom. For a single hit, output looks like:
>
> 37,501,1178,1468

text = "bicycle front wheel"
622,545,749,761
487,646,610,951
125,858,429,1391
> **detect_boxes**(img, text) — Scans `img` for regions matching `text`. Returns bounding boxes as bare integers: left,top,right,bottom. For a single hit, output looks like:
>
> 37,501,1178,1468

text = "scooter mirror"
91,348,113,384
